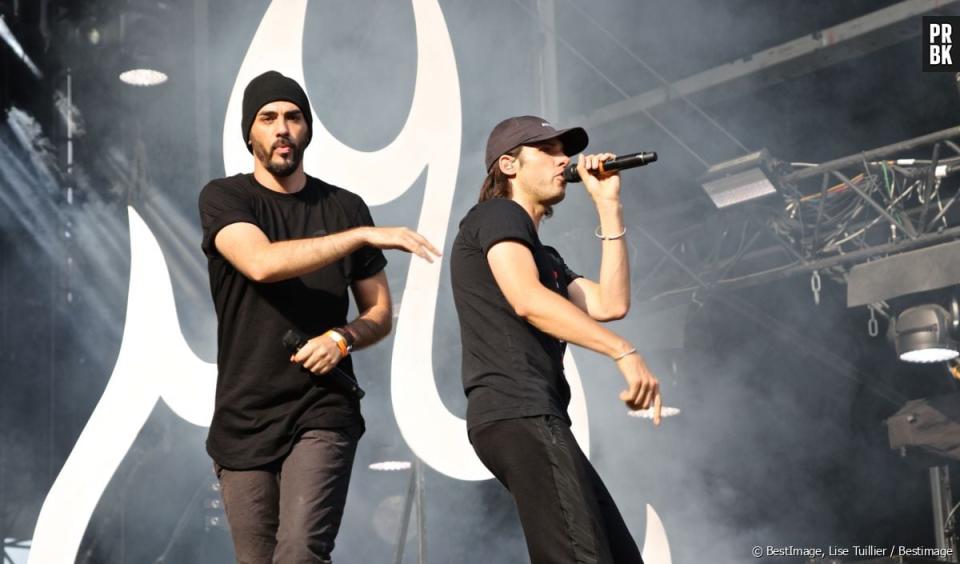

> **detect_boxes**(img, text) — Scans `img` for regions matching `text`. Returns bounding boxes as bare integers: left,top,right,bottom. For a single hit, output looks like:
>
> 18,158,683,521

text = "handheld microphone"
282,329,366,400
562,151,658,182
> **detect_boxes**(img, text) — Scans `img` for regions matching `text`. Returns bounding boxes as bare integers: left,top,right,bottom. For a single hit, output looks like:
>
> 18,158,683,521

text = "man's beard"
253,136,304,177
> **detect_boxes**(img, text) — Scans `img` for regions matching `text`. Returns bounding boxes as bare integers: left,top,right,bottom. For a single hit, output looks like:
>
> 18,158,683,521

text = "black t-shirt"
450,198,581,431
198,173,387,469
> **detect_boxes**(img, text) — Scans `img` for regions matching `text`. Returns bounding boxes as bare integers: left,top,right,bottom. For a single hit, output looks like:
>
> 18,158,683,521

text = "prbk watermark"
923,16,960,71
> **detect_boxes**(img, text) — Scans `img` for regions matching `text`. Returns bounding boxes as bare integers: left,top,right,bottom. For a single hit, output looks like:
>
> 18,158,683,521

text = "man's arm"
488,241,661,422
291,271,393,375
215,222,439,283
566,154,630,321
344,271,393,349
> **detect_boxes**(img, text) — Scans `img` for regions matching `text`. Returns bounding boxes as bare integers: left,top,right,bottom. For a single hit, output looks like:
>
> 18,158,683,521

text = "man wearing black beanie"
198,70,440,563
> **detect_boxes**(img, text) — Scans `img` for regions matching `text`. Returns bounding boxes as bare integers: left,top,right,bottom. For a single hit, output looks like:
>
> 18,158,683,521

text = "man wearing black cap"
198,70,440,563
450,115,662,564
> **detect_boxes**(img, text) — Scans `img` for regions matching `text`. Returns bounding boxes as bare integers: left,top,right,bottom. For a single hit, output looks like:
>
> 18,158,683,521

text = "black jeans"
215,426,360,564
470,415,644,564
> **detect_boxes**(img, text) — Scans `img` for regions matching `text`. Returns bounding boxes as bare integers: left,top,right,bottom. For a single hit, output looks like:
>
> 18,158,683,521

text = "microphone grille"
562,163,581,183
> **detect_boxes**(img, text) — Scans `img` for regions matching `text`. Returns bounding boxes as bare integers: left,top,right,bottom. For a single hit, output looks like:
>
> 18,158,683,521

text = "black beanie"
241,70,313,153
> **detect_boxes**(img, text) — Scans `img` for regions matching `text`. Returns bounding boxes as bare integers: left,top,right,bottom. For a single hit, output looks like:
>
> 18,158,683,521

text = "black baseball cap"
484,115,588,172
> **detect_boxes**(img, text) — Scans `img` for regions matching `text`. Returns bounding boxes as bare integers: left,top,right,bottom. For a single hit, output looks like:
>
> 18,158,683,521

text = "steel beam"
573,0,960,131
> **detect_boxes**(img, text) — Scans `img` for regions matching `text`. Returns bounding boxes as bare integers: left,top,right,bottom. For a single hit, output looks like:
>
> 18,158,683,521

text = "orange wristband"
324,330,349,358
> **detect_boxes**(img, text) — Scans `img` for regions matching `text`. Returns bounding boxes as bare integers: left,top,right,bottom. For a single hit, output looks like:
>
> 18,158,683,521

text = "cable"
560,0,752,154
506,0,711,167
776,170,891,257
944,499,960,536
634,250,671,292
824,181,918,250
642,259,802,303
919,143,942,226
925,180,960,230
645,283,699,302
715,260,802,285
783,165,948,257
822,183,872,247
711,223,764,281
796,173,866,202
784,190,864,247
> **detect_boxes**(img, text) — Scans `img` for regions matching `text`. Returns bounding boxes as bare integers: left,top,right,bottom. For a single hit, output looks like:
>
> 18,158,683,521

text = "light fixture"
628,406,681,420
116,44,168,87
119,68,167,87
369,460,412,472
699,149,781,209
894,304,960,363
0,15,42,78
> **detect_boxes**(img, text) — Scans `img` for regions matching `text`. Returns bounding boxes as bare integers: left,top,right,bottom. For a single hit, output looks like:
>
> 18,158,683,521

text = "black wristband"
332,326,356,351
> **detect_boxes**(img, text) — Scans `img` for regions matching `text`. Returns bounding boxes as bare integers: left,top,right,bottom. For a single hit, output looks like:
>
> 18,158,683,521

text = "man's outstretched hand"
616,353,663,425
362,226,442,263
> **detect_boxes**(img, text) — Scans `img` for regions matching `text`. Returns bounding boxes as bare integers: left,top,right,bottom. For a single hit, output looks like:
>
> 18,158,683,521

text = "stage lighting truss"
633,126,960,307
774,153,959,266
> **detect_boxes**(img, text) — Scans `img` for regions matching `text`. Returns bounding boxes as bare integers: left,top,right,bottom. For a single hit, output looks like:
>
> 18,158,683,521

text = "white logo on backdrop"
27,2,670,562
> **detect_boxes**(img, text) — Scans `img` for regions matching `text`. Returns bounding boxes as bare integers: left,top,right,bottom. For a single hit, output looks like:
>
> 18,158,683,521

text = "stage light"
894,304,960,363
116,46,168,86
369,460,412,472
628,406,681,420
699,149,781,209
0,15,42,79
119,68,167,87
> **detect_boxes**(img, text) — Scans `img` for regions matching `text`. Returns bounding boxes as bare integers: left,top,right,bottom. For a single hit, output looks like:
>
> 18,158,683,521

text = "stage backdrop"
1,1,947,563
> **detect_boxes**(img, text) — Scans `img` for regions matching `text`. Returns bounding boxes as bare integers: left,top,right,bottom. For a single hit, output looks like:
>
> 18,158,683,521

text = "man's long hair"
479,146,522,203
478,145,553,217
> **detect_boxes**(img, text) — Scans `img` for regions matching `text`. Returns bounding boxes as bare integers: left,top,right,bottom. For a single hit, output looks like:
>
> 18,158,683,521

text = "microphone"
562,151,658,182
282,329,366,400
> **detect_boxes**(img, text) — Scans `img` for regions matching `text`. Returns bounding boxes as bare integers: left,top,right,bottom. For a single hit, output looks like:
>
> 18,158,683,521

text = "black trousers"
470,415,644,564
215,426,360,564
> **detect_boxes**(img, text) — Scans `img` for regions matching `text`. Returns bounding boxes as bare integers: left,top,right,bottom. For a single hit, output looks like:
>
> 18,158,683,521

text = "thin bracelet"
595,226,626,240
612,348,637,361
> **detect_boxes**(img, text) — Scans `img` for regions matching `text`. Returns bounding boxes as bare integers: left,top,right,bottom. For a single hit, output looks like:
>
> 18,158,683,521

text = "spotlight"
119,68,167,87
0,15,42,79
894,304,960,363
628,406,681,420
369,460,412,472
699,149,781,209
117,49,167,86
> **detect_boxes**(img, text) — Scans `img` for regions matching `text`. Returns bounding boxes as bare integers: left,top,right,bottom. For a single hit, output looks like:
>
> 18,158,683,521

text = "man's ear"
498,153,517,175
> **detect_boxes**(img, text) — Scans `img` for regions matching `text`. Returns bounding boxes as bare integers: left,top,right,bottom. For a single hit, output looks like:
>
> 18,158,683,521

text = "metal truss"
633,125,960,310
572,0,960,131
